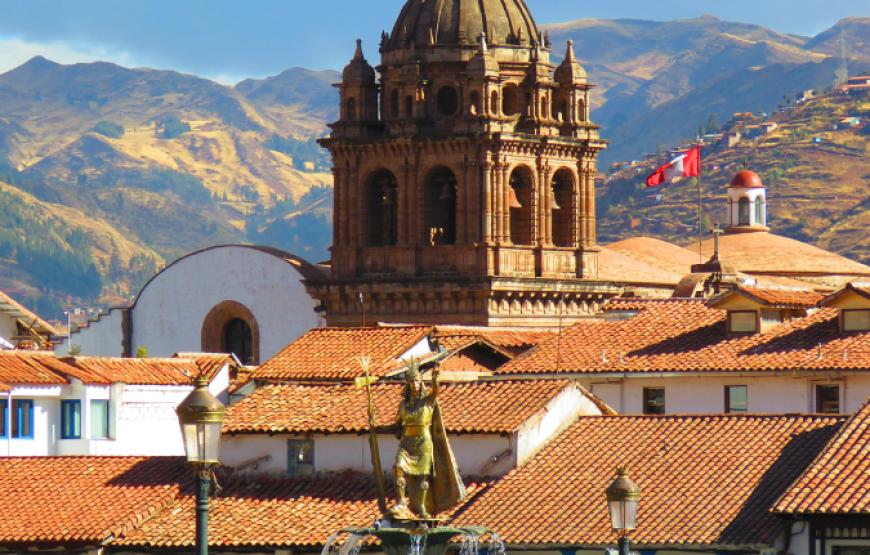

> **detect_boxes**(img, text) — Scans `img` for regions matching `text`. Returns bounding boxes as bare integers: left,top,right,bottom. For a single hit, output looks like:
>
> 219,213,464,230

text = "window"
754,196,763,225
725,385,748,413
738,197,750,225
816,384,840,414
729,311,757,333
502,84,519,116
843,309,870,332
288,439,314,476
0,400,6,438
11,400,33,439
91,400,109,439
61,400,81,439
436,85,459,116
224,318,254,365
643,388,665,415
405,95,414,118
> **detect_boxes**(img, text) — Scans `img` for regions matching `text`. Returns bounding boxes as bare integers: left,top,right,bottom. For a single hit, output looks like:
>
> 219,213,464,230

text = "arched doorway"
551,169,575,247
224,318,253,365
364,169,399,246
424,167,458,246
201,300,260,365
509,166,535,246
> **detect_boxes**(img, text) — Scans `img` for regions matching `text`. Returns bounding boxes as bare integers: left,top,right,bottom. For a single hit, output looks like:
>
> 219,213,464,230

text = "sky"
0,0,867,85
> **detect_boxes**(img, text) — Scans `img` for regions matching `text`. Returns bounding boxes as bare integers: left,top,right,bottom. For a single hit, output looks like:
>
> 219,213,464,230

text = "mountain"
805,17,870,61
597,91,870,265
0,57,335,313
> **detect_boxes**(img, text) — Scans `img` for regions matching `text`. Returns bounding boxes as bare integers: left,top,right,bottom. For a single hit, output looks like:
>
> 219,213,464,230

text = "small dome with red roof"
729,170,764,189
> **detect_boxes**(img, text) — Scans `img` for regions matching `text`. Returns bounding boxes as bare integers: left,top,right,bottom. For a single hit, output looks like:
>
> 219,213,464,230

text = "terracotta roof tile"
251,326,433,381
115,475,493,548
0,456,187,544
59,357,203,385
498,299,870,375
223,380,579,434
716,286,824,308
431,326,555,355
453,414,843,548
774,396,870,514
0,351,73,386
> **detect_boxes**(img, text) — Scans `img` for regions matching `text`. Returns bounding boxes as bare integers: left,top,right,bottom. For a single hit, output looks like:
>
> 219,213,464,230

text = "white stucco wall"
221,432,514,477
54,308,125,357
0,313,18,346
131,246,322,362
515,385,605,465
579,374,870,415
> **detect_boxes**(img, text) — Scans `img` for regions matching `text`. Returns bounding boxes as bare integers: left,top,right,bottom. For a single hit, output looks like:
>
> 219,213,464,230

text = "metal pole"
195,468,210,555
618,536,630,555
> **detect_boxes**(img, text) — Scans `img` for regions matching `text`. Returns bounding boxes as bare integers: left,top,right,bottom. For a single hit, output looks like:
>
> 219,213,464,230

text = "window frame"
729,310,758,333
738,196,750,225
287,438,315,476
642,387,665,415
842,309,870,332
0,399,6,439
90,399,110,440
816,383,841,414
60,399,82,440
725,385,748,414
11,399,34,439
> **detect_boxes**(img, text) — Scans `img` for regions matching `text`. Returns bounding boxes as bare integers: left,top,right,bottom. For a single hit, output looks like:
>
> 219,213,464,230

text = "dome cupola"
725,169,769,233
386,0,539,50
554,40,587,85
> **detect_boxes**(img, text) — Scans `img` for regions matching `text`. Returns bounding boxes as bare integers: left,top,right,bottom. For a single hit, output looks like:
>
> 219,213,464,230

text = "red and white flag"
646,145,701,187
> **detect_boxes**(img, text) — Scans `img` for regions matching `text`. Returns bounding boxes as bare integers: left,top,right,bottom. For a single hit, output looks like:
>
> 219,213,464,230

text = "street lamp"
605,466,641,555
176,376,226,555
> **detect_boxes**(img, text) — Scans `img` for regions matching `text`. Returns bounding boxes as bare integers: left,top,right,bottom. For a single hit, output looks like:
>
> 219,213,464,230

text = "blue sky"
0,0,866,84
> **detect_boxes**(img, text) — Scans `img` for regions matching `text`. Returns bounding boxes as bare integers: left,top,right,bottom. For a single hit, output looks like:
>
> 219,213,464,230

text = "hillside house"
0,352,233,456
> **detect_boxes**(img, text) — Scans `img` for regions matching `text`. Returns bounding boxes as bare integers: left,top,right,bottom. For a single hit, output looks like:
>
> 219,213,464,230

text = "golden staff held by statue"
356,356,388,514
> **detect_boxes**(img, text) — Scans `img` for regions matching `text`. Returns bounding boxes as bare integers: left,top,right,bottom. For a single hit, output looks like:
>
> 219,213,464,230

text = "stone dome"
729,170,764,188
342,39,376,84
387,0,539,49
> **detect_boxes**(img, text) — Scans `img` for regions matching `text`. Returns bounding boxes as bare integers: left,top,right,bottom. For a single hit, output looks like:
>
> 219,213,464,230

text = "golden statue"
386,364,466,519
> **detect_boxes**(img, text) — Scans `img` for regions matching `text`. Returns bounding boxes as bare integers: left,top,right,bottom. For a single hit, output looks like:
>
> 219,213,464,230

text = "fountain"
321,525,506,555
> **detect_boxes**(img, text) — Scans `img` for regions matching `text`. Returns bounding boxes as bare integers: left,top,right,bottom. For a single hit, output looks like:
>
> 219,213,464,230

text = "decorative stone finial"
354,39,364,61
479,32,488,54
566,40,576,62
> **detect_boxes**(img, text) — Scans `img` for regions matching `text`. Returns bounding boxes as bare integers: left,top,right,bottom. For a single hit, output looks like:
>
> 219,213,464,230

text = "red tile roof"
713,286,824,308
252,326,432,381
0,351,75,386
115,475,493,548
431,326,555,354
0,456,187,544
774,396,870,514
453,414,843,548
497,299,870,375
59,357,202,385
223,380,583,434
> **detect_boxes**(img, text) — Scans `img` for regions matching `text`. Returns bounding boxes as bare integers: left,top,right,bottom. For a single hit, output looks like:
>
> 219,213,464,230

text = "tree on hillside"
93,121,125,139
159,115,191,139
704,113,720,135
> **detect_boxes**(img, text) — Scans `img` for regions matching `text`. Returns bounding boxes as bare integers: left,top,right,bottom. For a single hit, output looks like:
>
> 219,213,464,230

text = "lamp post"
605,466,641,555
176,376,226,555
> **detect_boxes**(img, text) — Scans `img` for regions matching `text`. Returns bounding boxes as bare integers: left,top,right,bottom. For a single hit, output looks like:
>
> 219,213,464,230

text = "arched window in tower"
542,95,550,119
424,167,458,245
755,196,764,225
390,89,400,119
509,166,535,246
502,84,520,116
224,318,253,365
347,97,357,120
405,95,414,118
738,197,750,225
551,169,575,247
490,91,499,115
364,169,399,246
577,99,586,122
436,85,460,116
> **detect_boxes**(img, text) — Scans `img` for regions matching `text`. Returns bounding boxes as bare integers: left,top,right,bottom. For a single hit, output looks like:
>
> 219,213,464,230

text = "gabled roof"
774,395,870,515
114,475,493,548
0,456,186,545
430,325,555,354
222,380,591,434
453,414,843,548
709,286,824,309
497,299,870,375
251,326,433,381
0,290,59,338
822,281,870,305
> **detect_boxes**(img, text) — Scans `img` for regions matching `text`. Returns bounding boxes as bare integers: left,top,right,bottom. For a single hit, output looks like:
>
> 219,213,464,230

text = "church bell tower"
306,0,620,327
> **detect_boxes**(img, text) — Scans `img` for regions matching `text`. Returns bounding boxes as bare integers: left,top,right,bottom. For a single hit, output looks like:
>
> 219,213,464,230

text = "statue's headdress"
405,362,421,382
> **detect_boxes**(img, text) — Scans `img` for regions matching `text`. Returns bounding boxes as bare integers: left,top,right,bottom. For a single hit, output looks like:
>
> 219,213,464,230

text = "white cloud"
0,35,141,74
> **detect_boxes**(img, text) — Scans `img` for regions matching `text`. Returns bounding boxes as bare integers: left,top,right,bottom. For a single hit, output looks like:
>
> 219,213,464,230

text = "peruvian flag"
646,145,701,187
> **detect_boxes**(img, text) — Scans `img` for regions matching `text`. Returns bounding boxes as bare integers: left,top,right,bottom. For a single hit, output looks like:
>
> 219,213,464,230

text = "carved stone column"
482,160,494,244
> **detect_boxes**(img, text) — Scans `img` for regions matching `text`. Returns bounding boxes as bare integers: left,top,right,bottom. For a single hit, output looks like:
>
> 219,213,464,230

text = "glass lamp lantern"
176,376,226,465
605,466,641,533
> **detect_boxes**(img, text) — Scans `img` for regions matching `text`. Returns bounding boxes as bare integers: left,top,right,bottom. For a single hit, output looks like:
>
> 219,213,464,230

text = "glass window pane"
61,401,81,439
288,439,315,476
0,400,6,438
12,400,33,439
730,312,757,332
643,388,665,415
844,310,870,331
726,385,748,413
817,385,840,414
90,401,109,439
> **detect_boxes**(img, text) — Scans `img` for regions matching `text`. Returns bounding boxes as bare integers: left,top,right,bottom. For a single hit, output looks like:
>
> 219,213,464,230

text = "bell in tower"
307,0,621,328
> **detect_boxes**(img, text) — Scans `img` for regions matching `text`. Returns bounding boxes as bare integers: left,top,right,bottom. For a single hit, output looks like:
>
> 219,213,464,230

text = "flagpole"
697,139,703,264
